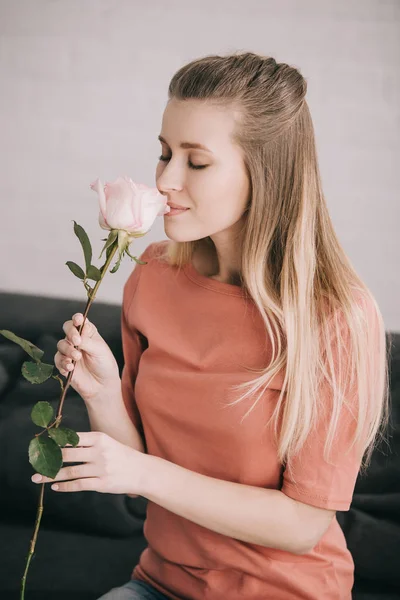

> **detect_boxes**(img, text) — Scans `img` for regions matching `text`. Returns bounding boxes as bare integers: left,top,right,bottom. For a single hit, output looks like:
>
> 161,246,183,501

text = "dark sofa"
0,291,399,600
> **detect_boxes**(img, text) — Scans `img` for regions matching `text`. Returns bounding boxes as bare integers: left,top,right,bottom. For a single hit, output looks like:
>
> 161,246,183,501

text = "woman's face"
156,98,250,245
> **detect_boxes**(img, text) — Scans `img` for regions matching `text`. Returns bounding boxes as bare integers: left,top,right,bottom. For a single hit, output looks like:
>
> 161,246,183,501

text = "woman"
54,52,390,599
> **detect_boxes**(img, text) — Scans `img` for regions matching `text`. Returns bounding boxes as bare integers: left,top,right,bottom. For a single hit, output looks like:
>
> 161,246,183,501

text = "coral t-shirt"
120,240,363,600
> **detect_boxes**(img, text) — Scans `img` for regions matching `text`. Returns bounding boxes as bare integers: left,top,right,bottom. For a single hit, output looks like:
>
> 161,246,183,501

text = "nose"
156,162,184,195
157,178,183,195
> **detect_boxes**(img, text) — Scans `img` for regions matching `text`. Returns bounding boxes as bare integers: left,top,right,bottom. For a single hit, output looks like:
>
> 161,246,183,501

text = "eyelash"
158,155,208,170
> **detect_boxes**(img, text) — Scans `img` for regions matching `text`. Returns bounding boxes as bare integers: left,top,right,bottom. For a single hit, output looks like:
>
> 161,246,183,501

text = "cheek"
192,168,228,201
205,168,249,217
155,163,163,183
194,170,244,212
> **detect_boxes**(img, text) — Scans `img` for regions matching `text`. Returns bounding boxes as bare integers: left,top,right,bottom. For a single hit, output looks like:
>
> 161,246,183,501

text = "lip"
167,203,189,209
165,206,190,217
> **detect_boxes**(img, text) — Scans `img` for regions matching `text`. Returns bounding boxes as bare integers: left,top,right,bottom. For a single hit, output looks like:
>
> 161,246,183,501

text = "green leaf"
110,255,123,274
66,261,85,280
106,241,116,259
99,238,118,272
73,221,92,272
31,401,54,427
98,229,118,260
48,427,69,447
0,330,44,361
63,428,80,447
29,436,62,478
125,247,148,265
86,265,102,281
23,361,54,384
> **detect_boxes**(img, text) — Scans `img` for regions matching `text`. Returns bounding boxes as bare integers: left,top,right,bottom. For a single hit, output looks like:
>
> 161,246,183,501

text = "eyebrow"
158,135,213,153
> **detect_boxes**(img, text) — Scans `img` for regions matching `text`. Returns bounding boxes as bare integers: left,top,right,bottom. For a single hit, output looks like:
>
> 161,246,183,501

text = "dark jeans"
96,579,170,599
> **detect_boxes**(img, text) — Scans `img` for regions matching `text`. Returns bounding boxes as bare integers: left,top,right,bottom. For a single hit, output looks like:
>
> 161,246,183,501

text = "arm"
139,454,335,554
86,241,154,454
106,241,155,456
85,382,146,453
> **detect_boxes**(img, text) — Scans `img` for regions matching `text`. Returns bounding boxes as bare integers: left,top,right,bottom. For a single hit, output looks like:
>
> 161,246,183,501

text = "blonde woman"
54,52,390,600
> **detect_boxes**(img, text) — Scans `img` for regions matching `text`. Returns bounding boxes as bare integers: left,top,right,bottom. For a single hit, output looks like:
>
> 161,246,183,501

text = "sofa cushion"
0,331,147,536
0,521,147,599
0,392,148,536
0,343,25,397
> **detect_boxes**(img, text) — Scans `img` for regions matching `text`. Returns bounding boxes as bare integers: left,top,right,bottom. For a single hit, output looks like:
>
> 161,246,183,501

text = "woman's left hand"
31,431,146,496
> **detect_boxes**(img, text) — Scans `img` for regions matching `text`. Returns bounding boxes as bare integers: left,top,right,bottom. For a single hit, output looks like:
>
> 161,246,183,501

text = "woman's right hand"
54,313,121,402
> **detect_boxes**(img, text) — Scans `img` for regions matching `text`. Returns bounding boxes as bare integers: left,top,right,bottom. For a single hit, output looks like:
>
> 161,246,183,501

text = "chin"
164,233,190,243
163,230,199,244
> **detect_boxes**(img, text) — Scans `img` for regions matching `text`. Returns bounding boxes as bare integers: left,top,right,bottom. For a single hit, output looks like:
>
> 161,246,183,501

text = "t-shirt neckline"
182,260,247,297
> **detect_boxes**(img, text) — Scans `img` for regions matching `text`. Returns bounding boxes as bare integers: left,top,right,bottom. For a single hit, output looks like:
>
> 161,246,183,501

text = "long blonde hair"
157,51,391,476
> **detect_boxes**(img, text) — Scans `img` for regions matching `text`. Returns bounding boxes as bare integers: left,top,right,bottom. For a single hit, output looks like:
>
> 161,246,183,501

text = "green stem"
20,483,45,599
20,240,119,600
55,242,119,421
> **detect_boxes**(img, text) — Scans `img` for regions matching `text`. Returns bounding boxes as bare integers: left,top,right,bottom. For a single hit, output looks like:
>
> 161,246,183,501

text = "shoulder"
325,287,380,333
138,239,171,263
122,240,173,315
126,239,171,269
124,240,171,288
122,241,158,295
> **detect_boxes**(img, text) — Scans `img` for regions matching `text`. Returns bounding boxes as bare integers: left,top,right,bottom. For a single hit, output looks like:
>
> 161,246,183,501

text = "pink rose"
90,176,170,235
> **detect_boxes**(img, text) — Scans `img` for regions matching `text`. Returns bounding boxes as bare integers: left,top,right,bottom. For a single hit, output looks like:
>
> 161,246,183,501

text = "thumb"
76,317,102,354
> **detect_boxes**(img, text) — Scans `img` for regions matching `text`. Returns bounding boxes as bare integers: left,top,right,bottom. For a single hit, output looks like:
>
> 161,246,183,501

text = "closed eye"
158,155,208,170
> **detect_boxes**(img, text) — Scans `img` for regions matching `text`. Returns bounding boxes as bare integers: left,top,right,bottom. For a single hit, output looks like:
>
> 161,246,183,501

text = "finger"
54,351,71,377
72,313,96,337
31,462,95,483
50,478,99,492
62,320,81,346
78,316,98,340
70,314,100,354
54,351,75,374
56,339,82,361
66,431,103,447
61,447,94,463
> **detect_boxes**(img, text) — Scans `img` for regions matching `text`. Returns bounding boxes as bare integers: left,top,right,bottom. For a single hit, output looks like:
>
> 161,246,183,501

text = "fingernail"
32,474,42,483
73,336,80,345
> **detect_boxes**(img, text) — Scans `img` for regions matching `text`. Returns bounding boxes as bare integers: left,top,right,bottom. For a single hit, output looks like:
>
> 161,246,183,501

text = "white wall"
0,0,399,330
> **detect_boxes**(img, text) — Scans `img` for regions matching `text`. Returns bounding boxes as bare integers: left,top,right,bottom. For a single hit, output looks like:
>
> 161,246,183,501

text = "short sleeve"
120,241,157,448
281,295,381,511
